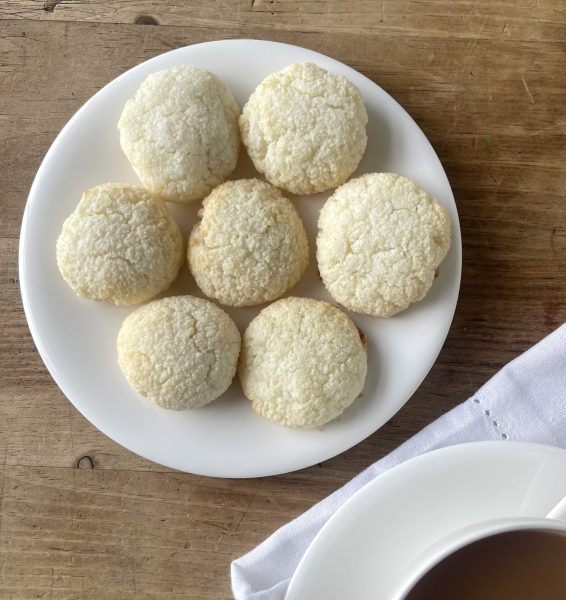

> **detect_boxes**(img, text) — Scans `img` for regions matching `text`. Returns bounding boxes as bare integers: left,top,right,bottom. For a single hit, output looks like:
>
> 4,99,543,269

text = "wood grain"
1,2,566,597
1,1,565,42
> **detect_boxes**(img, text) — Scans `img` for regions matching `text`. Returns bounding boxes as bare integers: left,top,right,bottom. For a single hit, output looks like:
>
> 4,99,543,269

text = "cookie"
56,183,183,305
117,295,241,410
238,297,367,428
118,65,240,203
317,173,451,317
188,179,309,307
239,62,367,195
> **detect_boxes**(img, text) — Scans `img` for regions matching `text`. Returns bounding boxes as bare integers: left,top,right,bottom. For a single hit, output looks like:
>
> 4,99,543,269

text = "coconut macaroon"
188,179,309,307
239,62,368,195
117,296,241,410
56,183,184,305
317,173,451,317
239,297,367,429
118,65,240,203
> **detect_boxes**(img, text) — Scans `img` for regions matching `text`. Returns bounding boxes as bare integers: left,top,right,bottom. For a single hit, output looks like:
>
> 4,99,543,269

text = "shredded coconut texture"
317,173,451,317
117,295,241,410
239,62,368,195
118,65,240,203
56,183,184,305
239,297,367,429
188,179,309,307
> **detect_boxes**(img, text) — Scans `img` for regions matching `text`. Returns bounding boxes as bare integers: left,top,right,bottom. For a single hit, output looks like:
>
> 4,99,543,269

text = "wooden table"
1,2,565,598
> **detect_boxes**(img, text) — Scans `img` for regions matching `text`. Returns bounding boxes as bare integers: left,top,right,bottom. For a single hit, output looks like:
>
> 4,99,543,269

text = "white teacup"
396,516,566,599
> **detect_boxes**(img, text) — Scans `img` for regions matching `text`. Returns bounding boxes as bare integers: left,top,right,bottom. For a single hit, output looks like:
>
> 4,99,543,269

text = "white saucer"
286,441,566,599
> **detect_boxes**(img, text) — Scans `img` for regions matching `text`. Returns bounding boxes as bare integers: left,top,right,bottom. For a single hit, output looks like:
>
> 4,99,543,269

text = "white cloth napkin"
231,323,566,600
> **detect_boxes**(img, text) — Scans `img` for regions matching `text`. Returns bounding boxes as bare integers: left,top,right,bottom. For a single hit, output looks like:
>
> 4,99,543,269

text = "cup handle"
546,496,566,521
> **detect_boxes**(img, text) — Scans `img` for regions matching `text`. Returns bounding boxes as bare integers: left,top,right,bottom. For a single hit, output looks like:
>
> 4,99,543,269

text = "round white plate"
19,39,461,477
286,441,566,599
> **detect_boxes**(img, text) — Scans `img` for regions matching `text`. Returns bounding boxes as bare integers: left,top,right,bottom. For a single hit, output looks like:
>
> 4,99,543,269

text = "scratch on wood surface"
132,554,137,594
550,225,559,256
233,490,258,533
0,556,6,589
521,75,535,104
447,100,460,137
49,567,54,600
0,470,5,583
67,403,77,489
441,95,461,151
463,14,489,59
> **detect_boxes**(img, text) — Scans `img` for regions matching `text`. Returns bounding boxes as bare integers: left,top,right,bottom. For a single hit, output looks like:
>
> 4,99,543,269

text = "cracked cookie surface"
118,65,240,203
238,297,367,429
188,179,309,307
317,173,451,317
239,62,368,195
56,183,184,305
117,295,241,410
